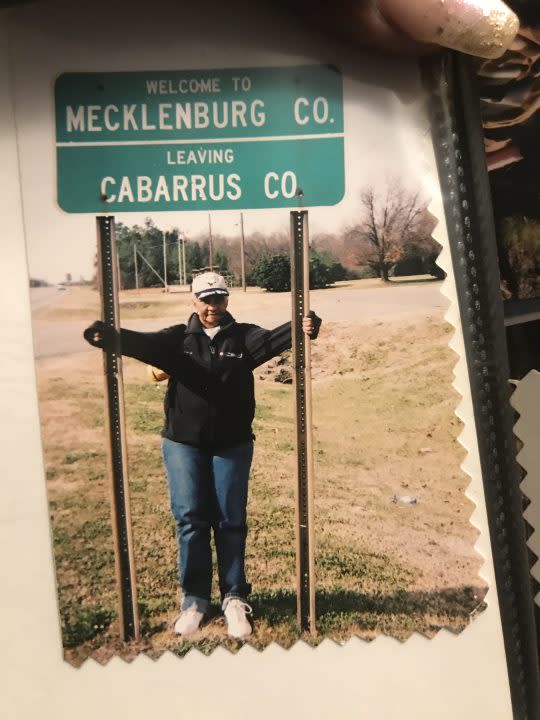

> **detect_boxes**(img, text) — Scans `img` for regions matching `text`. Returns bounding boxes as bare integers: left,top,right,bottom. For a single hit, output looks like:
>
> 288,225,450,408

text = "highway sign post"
290,210,316,635
96,216,140,642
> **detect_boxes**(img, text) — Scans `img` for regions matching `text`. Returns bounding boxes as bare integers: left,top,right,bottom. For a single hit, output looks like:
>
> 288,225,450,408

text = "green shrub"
312,249,347,282
251,250,346,292
251,254,291,292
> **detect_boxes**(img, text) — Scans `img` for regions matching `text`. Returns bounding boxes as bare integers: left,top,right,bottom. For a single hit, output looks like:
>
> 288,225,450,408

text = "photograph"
25,61,487,665
33,214,486,664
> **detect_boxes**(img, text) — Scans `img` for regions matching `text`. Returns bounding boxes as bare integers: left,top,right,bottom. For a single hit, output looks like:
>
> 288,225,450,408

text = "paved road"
31,282,447,359
30,286,65,311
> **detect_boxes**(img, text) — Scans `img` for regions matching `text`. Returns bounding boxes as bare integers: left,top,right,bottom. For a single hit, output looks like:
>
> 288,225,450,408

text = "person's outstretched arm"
243,311,322,369
83,321,182,376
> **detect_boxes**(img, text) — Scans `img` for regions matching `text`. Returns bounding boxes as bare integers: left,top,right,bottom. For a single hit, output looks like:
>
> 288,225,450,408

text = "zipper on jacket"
207,340,217,442
209,341,216,373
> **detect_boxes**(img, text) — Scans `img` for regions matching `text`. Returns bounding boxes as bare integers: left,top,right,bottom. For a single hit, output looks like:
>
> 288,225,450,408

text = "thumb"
289,0,519,59
379,0,519,59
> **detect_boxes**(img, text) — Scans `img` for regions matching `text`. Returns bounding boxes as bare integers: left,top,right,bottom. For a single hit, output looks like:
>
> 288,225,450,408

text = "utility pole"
163,230,168,291
137,249,166,286
240,212,246,292
177,232,183,286
182,232,187,285
208,213,214,270
133,241,139,290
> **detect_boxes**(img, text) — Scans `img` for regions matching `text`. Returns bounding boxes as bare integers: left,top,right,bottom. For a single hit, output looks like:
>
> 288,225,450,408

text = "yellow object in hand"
148,366,170,383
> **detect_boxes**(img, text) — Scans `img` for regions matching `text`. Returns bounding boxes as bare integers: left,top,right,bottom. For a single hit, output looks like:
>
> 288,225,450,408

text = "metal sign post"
96,216,140,642
290,210,316,635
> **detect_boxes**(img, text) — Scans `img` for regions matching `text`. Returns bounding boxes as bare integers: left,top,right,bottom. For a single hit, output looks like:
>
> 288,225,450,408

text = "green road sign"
55,65,344,213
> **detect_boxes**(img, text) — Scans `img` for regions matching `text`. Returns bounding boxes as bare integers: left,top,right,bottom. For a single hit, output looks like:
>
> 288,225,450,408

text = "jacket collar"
186,311,235,335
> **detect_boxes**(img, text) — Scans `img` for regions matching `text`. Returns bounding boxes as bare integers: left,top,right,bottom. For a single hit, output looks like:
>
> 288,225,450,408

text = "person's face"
193,294,229,327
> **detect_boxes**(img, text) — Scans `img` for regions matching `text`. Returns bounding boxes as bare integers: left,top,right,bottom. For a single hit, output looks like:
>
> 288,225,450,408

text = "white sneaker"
174,605,204,636
223,598,253,639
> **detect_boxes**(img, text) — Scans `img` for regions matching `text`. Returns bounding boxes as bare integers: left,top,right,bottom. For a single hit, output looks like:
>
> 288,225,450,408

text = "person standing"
84,272,320,639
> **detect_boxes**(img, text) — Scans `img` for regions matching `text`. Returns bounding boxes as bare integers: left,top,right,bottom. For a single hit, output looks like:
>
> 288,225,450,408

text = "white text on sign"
99,170,300,204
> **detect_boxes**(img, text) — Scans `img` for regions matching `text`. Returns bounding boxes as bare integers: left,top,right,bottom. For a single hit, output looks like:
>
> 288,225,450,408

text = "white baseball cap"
192,271,229,299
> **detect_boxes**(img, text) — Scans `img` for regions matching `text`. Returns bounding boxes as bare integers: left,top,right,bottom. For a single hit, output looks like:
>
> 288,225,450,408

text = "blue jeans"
161,438,253,614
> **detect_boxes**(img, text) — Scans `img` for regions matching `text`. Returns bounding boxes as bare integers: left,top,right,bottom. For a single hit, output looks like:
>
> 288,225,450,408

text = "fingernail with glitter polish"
381,0,520,59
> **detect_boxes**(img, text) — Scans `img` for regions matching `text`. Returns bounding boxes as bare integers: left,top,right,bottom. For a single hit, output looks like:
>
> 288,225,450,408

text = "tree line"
114,182,443,291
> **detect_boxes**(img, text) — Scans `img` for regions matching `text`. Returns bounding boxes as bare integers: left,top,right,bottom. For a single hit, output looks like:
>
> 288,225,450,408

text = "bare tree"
344,183,437,281
243,231,289,277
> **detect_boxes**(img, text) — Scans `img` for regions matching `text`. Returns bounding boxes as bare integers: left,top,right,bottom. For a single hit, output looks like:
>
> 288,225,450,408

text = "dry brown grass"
35,308,486,665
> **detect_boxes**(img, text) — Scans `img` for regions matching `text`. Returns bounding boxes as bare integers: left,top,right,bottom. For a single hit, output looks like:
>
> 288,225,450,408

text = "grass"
36,316,486,665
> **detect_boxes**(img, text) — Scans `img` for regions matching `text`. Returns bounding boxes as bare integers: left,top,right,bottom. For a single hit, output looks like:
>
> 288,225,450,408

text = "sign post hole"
96,216,140,642
290,210,316,635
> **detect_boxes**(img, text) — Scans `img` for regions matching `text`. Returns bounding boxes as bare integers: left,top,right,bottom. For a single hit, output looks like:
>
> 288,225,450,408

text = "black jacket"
116,312,293,451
